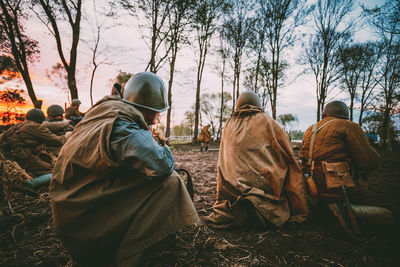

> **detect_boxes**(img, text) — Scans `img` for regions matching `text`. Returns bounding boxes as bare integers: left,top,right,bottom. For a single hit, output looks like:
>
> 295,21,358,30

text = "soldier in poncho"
206,91,308,229
50,72,200,266
197,124,212,152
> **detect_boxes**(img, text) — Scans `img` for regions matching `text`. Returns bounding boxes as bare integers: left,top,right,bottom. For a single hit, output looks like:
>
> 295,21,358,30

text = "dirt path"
0,144,399,266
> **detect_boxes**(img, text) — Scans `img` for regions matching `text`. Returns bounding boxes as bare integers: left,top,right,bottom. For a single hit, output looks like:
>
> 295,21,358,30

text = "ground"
0,142,399,266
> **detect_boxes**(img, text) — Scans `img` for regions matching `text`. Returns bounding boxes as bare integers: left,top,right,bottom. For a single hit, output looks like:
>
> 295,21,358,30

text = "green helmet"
47,104,65,117
26,108,45,123
322,100,349,119
236,91,261,109
123,72,169,112
71,99,81,106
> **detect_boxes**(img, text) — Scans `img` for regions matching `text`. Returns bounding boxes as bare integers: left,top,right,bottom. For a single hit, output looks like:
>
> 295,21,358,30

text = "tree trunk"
349,96,354,121
89,64,98,106
21,71,42,109
218,60,225,139
232,73,236,112
359,108,364,126
0,1,41,109
166,48,177,138
194,79,201,142
317,99,321,122
382,107,391,149
67,72,78,100
272,89,277,119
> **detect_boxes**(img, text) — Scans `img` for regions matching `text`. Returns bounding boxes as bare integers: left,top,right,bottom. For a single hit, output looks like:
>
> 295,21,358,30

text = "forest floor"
0,142,399,266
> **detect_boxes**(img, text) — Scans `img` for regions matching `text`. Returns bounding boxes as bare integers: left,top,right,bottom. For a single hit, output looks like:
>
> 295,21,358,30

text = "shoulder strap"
307,119,337,166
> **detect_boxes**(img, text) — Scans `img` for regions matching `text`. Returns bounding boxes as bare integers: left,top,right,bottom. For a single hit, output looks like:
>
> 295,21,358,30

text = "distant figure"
206,91,308,229
50,72,199,266
197,124,212,152
111,83,123,97
65,99,83,124
1,108,67,176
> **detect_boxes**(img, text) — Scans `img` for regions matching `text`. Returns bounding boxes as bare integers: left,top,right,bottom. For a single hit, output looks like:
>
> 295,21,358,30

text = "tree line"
0,0,399,148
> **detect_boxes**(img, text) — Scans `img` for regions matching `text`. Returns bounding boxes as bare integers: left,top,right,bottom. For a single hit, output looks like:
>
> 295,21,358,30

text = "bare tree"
221,0,253,111
33,0,83,100
216,37,231,138
0,0,42,108
258,0,311,119
200,92,232,137
46,63,71,103
357,42,381,126
84,0,114,105
304,0,354,121
164,0,194,138
118,0,170,73
338,42,381,123
338,43,363,121
364,0,400,148
244,6,267,96
192,0,228,141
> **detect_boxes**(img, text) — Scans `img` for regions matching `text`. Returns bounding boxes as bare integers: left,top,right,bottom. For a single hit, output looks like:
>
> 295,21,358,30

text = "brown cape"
197,126,212,143
207,105,308,228
50,96,199,264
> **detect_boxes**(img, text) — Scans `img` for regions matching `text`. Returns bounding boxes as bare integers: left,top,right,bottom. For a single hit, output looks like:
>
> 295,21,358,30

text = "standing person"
50,72,200,266
197,124,212,152
111,83,123,97
206,91,308,229
1,108,67,176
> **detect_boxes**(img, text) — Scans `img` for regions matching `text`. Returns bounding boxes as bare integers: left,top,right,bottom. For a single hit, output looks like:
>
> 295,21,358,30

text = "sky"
0,0,384,131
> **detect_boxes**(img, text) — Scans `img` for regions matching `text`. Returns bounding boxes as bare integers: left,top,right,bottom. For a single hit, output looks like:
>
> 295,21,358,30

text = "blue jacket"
109,119,174,179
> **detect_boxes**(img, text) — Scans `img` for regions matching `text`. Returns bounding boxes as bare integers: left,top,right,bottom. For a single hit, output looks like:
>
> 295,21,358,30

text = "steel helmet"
123,72,169,112
26,108,45,123
47,104,65,117
236,91,261,109
322,100,349,119
71,99,81,106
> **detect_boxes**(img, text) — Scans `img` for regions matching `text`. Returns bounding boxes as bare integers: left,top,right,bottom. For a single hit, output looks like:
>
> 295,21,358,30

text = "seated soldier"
65,99,83,124
1,108,67,177
50,72,200,266
197,124,212,152
206,91,308,229
299,101,390,238
43,104,74,136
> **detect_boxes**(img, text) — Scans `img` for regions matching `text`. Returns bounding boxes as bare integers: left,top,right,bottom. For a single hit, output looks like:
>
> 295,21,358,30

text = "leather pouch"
322,161,355,189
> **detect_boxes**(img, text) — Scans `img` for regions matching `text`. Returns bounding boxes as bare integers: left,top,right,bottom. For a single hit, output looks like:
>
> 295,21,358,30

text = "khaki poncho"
50,96,199,264
207,105,308,228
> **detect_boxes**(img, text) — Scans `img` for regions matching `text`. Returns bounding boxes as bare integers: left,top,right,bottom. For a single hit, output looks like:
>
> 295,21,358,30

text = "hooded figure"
50,72,199,266
206,91,308,229
197,124,212,152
